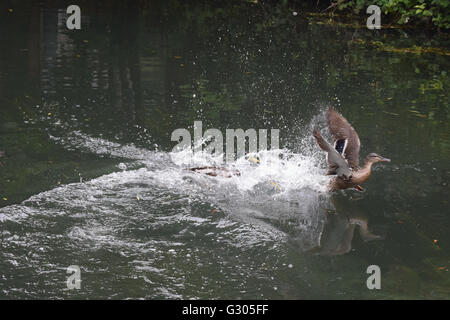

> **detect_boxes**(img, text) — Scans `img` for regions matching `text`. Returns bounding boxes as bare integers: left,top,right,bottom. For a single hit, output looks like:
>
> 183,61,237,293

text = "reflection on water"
312,195,384,256
0,0,449,299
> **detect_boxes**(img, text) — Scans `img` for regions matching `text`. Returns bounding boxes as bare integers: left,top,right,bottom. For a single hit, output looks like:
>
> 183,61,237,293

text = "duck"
313,107,390,192
188,166,240,178
187,156,260,178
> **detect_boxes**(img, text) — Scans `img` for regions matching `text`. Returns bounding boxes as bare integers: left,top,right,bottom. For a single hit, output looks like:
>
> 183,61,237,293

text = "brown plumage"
326,107,361,171
188,166,240,178
314,107,390,192
327,153,390,192
312,128,351,180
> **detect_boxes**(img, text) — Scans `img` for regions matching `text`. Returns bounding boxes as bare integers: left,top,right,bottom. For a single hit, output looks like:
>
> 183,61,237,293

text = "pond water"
0,1,449,299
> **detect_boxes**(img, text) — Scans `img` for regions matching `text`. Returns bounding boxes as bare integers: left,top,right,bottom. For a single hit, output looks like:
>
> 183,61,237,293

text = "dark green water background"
0,1,449,299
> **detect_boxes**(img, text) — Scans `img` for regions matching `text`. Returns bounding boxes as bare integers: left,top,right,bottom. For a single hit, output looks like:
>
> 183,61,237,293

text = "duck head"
364,153,391,164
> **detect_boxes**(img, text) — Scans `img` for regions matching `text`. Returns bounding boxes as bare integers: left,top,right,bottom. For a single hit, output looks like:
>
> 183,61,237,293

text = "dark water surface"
0,1,449,299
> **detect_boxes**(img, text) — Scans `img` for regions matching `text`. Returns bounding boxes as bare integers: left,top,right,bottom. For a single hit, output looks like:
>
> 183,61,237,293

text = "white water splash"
47,127,330,195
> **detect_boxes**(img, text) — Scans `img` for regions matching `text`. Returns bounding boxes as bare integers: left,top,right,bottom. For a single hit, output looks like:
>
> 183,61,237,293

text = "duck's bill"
380,157,391,162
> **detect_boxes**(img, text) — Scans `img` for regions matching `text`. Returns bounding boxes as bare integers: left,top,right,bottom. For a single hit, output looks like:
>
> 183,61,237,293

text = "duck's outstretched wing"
313,128,352,180
326,107,361,170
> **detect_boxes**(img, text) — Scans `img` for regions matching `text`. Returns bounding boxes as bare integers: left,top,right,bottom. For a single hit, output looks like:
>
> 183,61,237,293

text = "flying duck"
313,107,390,192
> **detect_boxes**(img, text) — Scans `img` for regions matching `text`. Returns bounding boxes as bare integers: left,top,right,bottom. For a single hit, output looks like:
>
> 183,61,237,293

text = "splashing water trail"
0,115,333,298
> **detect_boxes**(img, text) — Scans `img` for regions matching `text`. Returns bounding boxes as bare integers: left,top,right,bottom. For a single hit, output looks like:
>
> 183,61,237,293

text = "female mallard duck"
313,107,390,192
188,166,240,178
188,156,259,178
